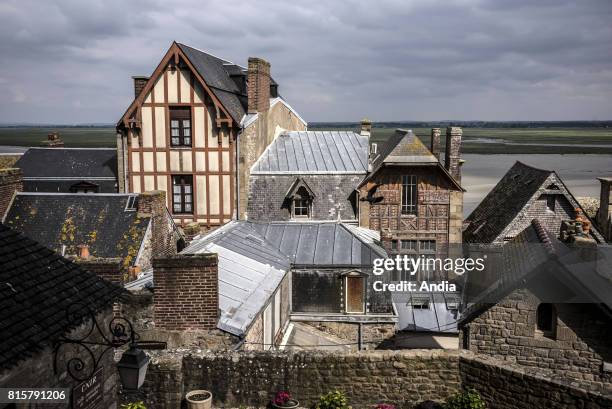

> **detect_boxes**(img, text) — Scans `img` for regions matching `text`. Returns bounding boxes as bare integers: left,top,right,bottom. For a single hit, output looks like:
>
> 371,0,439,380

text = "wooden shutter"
346,276,364,313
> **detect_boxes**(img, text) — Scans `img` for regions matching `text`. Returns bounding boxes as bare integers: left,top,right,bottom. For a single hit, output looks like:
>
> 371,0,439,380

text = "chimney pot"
77,244,90,259
247,58,271,113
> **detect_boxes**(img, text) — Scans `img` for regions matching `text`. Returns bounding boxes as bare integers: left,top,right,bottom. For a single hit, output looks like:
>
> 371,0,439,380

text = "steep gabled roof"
4,193,149,263
251,131,369,174
0,223,123,369
361,129,463,191
463,161,603,243
460,219,612,326
16,148,117,179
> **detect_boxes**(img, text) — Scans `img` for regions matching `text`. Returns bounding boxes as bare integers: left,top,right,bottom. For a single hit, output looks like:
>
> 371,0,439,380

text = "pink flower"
274,391,292,406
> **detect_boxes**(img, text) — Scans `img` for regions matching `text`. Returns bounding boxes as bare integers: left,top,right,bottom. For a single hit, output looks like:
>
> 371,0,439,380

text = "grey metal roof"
182,221,386,336
251,131,369,174
394,292,460,333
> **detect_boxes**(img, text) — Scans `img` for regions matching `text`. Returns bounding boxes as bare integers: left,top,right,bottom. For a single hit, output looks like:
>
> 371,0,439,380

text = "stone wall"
0,168,22,220
153,254,219,331
247,174,362,221
0,308,118,409
460,288,612,383
302,321,396,350
78,257,125,285
460,354,612,409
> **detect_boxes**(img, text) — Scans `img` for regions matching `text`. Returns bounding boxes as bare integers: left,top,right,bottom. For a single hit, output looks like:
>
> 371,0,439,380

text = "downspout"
358,322,363,350
236,125,242,220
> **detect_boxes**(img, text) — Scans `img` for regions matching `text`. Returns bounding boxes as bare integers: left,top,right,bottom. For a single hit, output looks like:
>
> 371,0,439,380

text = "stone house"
463,160,605,244
2,190,183,278
181,220,397,350
0,222,123,407
15,147,118,193
116,41,306,229
247,130,368,221
459,218,612,384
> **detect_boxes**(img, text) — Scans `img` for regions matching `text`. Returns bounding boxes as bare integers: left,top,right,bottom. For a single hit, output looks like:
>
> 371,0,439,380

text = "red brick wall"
0,168,22,220
153,254,219,330
77,258,125,285
247,57,271,113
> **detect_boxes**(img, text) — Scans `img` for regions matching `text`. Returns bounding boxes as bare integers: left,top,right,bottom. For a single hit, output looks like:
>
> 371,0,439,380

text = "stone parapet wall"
460,354,612,409
127,349,612,409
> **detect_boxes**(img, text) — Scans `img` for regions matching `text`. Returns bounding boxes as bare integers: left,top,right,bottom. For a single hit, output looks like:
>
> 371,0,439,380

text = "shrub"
120,402,146,409
444,389,486,409
315,390,351,409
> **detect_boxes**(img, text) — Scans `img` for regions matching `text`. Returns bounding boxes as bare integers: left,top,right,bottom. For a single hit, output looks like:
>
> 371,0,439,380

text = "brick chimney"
445,127,462,182
132,76,149,99
247,57,271,113
137,191,178,257
77,244,90,259
430,128,441,160
153,254,219,330
0,168,22,220
597,177,612,241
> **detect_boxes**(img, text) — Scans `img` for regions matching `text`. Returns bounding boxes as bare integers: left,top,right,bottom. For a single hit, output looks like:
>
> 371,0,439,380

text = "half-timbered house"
116,42,306,229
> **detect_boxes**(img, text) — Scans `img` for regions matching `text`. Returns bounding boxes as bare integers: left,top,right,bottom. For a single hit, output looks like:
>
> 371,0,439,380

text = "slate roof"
251,131,369,174
394,292,461,333
4,193,149,263
463,161,602,243
0,223,123,370
460,219,612,325
361,129,462,190
16,148,118,179
183,221,386,335
370,129,437,171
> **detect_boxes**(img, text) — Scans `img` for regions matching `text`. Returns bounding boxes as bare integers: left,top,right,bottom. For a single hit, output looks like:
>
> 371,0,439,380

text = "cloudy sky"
0,0,611,124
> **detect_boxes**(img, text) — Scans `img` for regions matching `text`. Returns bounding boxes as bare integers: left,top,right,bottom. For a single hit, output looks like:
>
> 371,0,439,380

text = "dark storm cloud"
0,0,610,123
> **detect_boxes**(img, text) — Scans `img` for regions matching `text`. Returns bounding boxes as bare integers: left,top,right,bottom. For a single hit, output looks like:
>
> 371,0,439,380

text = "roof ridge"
176,42,236,66
514,160,553,174
531,218,556,255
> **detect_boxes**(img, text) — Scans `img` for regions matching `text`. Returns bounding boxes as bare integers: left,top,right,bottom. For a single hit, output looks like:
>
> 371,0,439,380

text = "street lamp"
53,303,166,389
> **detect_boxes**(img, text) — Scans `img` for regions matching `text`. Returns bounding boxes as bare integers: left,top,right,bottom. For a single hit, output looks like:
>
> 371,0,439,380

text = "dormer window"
285,178,315,220
292,187,311,218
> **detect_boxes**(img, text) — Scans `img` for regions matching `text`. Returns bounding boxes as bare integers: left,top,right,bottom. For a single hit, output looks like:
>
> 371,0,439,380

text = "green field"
1,125,612,154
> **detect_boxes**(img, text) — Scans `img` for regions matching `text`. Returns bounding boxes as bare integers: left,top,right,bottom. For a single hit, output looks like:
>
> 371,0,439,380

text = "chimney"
0,168,22,220
153,254,219,330
445,127,463,182
132,76,149,99
360,118,372,137
137,190,178,257
247,57,271,113
77,244,90,259
430,128,441,160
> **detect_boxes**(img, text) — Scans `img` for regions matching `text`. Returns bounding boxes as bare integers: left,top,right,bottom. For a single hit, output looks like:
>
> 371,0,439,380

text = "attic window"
125,195,138,211
401,175,418,215
370,143,378,155
291,186,313,219
411,296,430,310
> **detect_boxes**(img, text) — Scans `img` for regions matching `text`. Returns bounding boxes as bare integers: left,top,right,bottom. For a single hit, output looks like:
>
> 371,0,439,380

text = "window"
125,195,138,211
419,240,436,253
345,275,365,313
292,186,311,218
391,240,398,251
170,107,192,147
411,295,430,309
401,175,417,215
536,303,556,338
401,240,418,251
172,175,193,214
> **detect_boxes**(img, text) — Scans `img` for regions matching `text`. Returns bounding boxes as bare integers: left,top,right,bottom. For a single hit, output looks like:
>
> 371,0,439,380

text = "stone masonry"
126,349,611,409
153,254,219,331
248,174,362,221
460,288,612,384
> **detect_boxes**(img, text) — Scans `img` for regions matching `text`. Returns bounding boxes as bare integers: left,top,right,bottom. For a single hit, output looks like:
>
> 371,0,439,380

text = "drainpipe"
358,323,363,350
236,126,241,220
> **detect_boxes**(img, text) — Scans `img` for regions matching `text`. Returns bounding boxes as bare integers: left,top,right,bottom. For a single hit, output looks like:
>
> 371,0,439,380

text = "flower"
274,391,292,406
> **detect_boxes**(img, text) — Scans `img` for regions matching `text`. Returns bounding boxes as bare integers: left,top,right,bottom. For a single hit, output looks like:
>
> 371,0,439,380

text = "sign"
73,367,104,409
